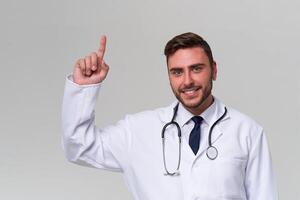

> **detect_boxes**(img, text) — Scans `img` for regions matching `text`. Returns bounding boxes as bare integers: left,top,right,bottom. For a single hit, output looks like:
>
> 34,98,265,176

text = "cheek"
196,72,212,85
169,77,181,89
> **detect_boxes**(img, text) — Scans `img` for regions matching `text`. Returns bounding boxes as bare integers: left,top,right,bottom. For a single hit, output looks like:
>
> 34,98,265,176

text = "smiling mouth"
181,86,200,95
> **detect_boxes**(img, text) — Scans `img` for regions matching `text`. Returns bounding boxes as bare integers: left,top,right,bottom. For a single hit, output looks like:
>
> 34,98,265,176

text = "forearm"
61,75,102,164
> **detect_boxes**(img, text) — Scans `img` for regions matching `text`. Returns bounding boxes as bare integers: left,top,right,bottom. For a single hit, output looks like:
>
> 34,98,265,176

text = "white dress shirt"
177,99,218,155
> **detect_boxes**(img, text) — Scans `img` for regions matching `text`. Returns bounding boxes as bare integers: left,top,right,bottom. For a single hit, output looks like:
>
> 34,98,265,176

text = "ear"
212,61,217,81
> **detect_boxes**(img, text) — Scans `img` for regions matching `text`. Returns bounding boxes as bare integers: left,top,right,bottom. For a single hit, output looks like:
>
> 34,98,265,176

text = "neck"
186,95,214,116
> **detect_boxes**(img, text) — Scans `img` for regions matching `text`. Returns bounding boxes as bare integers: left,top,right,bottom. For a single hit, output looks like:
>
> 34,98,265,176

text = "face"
167,47,217,115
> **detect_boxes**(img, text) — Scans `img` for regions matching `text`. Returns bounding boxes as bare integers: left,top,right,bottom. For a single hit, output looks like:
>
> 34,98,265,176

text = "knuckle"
85,56,90,62
74,61,79,67
91,52,97,57
76,58,82,64
79,59,85,69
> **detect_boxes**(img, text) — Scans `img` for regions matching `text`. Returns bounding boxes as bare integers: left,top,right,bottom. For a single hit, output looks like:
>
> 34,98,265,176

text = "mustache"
180,85,201,92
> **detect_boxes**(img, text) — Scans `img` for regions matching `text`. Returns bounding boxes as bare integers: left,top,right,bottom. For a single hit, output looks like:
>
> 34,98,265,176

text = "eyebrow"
169,63,206,71
189,63,205,68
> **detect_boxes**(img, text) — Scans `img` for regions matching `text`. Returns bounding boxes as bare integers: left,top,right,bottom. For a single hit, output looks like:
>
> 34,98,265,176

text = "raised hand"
73,35,109,85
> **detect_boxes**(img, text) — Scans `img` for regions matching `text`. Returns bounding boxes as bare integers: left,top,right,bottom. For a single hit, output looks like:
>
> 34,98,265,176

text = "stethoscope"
161,102,227,176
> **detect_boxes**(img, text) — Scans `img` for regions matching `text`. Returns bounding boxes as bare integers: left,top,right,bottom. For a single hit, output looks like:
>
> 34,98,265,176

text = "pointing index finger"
98,35,107,62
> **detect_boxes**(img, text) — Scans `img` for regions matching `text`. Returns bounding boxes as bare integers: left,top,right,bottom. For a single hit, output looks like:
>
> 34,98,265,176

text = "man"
62,32,278,199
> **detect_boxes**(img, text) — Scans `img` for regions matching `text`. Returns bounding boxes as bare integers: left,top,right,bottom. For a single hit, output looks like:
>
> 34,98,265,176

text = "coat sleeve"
61,75,131,172
245,128,278,200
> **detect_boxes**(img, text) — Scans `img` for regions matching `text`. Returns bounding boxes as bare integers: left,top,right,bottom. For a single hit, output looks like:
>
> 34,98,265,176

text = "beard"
171,76,213,111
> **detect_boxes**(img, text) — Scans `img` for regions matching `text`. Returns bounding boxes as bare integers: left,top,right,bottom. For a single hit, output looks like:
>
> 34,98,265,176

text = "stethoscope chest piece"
206,145,218,160
162,103,227,175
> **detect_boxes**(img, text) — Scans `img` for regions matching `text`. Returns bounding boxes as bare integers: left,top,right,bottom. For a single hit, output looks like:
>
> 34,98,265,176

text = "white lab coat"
62,76,278,200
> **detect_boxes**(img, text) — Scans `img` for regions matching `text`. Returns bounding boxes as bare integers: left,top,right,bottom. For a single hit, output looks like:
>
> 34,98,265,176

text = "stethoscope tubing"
161,102,227,176
161,104,182,176
208,107,227,146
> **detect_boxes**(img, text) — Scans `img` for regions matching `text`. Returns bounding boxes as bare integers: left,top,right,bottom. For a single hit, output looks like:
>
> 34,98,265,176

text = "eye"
170,69,183,76
192,65,202,72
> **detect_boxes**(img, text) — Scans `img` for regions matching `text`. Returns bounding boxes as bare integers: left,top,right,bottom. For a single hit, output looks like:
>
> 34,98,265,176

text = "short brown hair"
164,32,214,66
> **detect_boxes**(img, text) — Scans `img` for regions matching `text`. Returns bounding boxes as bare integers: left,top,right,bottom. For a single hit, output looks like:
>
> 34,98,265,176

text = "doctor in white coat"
62,32,278,200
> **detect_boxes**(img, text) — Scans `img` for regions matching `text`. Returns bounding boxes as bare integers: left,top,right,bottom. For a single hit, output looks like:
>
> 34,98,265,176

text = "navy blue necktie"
189,116,203,155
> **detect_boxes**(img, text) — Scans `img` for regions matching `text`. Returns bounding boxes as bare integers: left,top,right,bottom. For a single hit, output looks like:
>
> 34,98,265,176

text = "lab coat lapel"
159,101,178,124
196,98,230,159
196,124,223,158
211,125,224,144
159,99,230,161
159,101,197,163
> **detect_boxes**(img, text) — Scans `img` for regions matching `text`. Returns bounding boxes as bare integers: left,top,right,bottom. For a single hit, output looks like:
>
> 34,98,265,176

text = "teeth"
183,88,198,93
185,89,196,92
185,91,195,94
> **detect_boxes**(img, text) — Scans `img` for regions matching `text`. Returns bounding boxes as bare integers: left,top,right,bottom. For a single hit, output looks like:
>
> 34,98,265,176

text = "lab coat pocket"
191,158,246,199
216,158,247,199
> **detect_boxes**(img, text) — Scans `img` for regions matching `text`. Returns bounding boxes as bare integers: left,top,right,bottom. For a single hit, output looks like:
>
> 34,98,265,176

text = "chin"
181,98,203,109
184,102,202,109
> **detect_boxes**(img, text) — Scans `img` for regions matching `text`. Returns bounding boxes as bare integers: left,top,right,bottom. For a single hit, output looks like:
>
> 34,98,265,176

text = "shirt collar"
176,97,218,127
159,97,229,124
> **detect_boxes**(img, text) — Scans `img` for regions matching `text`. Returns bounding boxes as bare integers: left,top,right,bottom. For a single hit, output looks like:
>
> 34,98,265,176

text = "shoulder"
215,97,262,129
228,107,261,125
124,102,176,124
226,105,264,135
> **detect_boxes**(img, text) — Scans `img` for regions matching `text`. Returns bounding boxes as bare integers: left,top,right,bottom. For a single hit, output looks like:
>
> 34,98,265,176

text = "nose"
183,71,193,86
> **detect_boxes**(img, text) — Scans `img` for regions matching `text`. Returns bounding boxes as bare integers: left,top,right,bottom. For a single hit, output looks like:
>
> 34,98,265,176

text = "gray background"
1,0,299,199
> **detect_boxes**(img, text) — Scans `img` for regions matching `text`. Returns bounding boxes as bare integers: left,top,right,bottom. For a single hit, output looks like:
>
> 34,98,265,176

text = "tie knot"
191,116,203,125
